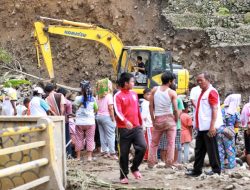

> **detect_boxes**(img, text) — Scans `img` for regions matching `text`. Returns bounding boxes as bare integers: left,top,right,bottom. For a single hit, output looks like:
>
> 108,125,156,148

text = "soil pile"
0,0,250,98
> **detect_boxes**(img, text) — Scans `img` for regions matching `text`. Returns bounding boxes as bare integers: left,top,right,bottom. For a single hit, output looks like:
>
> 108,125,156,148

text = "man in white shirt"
30,87,51,116
190,85,201,128
186,73,222,177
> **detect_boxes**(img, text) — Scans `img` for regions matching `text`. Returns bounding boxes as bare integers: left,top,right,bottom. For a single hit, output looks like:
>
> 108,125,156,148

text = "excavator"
34,16,189,95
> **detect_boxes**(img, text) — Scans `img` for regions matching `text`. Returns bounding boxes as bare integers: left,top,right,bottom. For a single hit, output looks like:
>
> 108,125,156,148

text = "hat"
33,87,44,94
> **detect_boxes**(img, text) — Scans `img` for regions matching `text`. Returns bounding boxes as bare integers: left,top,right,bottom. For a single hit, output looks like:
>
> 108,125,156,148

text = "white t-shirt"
190,86,202,108
190,85,201,128
140,98,152,129
16,105,27,116
30,96,50,116
74,96,97,126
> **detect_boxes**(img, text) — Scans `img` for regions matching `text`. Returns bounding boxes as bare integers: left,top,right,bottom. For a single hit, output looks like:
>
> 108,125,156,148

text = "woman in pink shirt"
96,80,118,160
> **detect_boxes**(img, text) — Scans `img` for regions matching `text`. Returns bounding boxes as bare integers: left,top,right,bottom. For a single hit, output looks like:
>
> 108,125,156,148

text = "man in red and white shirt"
114,72,147,184
186,73,222,177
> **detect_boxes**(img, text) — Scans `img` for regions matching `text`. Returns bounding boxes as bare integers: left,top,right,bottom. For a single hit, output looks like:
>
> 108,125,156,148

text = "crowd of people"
0,71,250,185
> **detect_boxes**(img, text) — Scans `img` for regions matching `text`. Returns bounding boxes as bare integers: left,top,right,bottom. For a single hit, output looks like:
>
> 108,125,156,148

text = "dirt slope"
1,0,250,99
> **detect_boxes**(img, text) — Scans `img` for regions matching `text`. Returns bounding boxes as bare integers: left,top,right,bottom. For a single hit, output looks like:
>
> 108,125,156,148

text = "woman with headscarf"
74,81,98,161
217,94,241,171
96,79,118,159
240,97,250,169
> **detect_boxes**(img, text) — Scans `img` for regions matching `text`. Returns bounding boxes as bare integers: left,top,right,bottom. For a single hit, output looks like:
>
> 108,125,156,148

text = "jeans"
183,142,190,163
96,115,116,154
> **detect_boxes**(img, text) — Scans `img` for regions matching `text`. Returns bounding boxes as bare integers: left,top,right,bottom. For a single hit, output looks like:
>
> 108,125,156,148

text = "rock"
241,177,250,181
244,12,250,24
223,184,234,190
198,173,207,180
180,44,186,50
232,183,242,189
193,51,200,57
233,49,240,54
15,3,21,11
134,6,138,9
173,55,181,62
89,4,95,11
161,37,167,41
155,36,161,40
230,172,243,179
190,62,197,70
138,28,147,34
173,47,178,52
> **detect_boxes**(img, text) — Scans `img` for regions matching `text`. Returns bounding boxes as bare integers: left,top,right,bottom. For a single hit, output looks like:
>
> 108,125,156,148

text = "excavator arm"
34,17,124,80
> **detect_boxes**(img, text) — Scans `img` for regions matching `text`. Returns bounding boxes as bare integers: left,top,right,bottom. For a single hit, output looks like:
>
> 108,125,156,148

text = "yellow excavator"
34,16,189,95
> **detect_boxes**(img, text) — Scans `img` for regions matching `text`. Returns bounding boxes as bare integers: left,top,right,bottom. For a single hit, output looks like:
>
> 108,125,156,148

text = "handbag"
223,127,234,140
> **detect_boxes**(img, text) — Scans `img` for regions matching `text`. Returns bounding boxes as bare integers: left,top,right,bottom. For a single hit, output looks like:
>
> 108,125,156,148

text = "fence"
0,117,66,190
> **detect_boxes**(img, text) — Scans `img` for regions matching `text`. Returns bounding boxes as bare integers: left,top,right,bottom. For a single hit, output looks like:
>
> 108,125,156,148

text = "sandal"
131,170,142,180
120,177,129,184
104,153,110,158
109,154,118,160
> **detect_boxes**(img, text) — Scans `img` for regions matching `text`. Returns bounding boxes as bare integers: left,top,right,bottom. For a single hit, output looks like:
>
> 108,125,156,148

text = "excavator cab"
117,46,173,95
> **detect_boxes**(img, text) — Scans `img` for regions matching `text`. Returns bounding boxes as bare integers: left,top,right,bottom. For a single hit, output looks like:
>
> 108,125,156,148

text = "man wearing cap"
30,87,52,116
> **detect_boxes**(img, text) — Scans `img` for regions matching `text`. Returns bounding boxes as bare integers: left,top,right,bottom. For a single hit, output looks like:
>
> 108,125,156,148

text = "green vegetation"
218,7,230,16
4,79,31,88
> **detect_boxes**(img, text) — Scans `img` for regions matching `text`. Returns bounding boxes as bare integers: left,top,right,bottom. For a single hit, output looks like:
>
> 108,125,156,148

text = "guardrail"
0,117,66,190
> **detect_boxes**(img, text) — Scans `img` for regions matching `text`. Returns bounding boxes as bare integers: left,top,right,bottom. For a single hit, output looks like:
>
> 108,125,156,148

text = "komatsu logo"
64,30,86,37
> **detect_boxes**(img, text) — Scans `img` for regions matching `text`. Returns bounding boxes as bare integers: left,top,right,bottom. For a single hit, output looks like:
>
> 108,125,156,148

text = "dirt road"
67,155,250,190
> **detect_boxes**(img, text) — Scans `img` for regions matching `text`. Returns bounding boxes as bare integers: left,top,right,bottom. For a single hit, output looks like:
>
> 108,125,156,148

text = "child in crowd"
16,99,29,116
180,101,193,163
140,88,153,161
23,98,31,116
